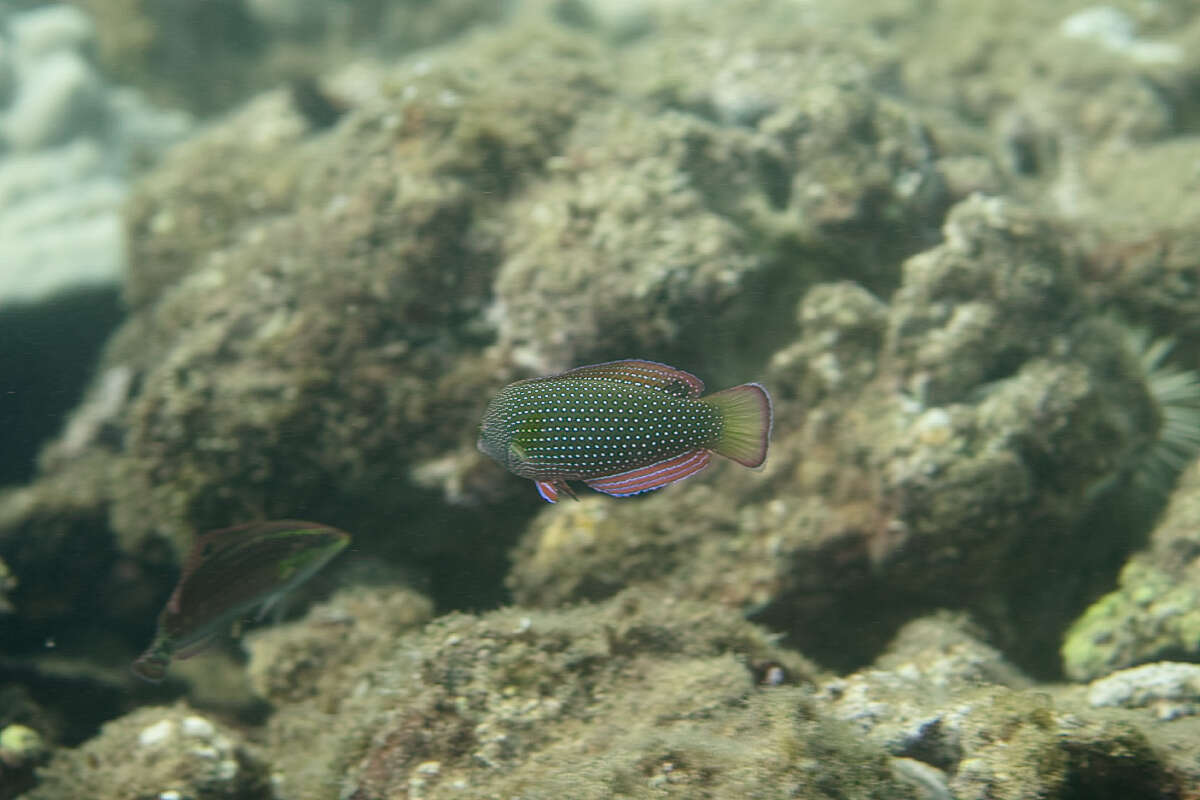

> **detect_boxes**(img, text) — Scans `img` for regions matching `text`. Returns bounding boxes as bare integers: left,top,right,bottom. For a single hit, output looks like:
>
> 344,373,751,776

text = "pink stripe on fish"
585,450,711,496
536,481,559,503
590,450,709,489
555,359,704,397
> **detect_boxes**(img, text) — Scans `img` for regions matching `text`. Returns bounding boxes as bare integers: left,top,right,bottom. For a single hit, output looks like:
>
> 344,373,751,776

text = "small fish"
478,359,772,502
131,520,350,683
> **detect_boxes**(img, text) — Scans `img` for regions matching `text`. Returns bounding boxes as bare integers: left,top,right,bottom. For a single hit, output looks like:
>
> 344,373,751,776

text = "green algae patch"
1063,559,1200,682
1063,459,1200,681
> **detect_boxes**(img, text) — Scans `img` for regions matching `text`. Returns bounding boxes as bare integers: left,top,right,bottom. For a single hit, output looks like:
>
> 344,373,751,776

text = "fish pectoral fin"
585,450,712,497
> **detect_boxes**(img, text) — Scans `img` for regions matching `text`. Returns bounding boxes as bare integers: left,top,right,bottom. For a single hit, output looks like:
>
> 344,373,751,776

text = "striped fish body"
131,520,350,683
478,360,772,502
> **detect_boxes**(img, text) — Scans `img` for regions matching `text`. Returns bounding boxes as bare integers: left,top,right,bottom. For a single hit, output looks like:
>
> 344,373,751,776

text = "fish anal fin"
585,450,712,497
173,630,218,661
554,360,704,398
535,480,578,503
255,591,293,624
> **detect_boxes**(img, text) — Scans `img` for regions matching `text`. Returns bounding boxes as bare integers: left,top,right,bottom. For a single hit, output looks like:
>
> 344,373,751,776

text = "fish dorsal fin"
177,520,318,585
553,360,704,398
169,520,346,620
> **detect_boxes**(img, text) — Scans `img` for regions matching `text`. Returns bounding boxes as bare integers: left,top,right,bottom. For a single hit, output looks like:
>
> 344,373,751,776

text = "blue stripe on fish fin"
585,450,711,496
552,359,704,398
536,480,579,503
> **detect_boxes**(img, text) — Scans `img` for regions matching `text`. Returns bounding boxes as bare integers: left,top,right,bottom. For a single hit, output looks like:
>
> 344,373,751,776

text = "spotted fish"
478,359,772,502
131,520,350,683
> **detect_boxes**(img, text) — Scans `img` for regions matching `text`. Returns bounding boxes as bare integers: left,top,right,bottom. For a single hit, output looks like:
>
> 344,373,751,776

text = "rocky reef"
3,0,1200,798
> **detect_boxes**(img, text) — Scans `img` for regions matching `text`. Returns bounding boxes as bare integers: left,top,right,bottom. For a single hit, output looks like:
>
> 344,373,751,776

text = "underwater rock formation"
244,587,901,800
27,706,272,800
2,1,1200,797
77,0,507,115
510,194,1165,675
1063,459,1200,681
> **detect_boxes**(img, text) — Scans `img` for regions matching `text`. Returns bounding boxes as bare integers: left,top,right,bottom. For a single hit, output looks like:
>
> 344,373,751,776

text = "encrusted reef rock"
28,705,272,800
1088,661,1200,722
5,1,1200,797
1063,459,1200,681
510,194,1164,674
818,612,1193,799
245,582,434,706
0,3,986,674
2,27,605,616
77,0,506,115
27,596,1198,799
244,586,933,800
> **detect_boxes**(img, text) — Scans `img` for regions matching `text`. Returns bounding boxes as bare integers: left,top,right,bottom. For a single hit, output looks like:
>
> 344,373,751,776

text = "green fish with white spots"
478,359,772,502
131,520,350,683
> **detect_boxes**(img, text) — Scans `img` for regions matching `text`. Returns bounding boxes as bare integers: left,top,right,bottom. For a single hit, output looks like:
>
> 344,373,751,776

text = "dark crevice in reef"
0,287,124,487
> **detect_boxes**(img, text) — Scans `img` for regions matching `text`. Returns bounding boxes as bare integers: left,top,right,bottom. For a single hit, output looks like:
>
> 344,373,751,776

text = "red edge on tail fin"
704,383,772,468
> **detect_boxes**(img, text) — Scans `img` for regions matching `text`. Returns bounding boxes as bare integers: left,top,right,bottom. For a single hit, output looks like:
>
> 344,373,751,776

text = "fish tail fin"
131,647,170,683
702,383,773,468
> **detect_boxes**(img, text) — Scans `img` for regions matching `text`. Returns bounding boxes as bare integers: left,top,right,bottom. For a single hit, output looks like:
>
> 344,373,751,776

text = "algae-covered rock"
0,723,46,800
510,195,1163,674
820,613,1186,800
945,690,1174,800
767,280,889,411
4,3,1200,798
28,705,271,800
1063,459,1200,681
1088,661,1200,721
245,586,934,800
1,2,992,673
245,582,434,706
78,0,507,115
1,27,603,584
491,108,780,372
